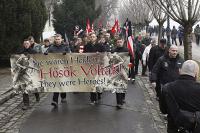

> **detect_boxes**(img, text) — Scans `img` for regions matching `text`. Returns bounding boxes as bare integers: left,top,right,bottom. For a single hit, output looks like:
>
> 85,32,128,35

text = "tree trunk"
34,32,41,43
158,22,164,45
183,25,193,60
41,34,43,42
146,23,149,33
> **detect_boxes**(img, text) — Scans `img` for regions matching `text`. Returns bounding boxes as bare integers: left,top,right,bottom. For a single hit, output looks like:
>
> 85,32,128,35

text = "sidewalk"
0,68,15,105
0,68,12,95
178,42,200,62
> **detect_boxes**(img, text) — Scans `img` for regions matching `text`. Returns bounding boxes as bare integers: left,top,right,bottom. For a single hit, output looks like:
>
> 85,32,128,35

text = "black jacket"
103,42,114,52
150,54,184,85
47,44,70,53
160,75,200,132
70,44,80,53
148,45,166,71
114,46,128,52
16,47,37,54
141,37,151,46
135,42,145,59
84,42,105,53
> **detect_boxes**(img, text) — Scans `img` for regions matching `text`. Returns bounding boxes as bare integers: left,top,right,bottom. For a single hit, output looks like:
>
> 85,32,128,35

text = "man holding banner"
47,34,71,108
114,37,128,109
14,39,40,110
84,32,105,105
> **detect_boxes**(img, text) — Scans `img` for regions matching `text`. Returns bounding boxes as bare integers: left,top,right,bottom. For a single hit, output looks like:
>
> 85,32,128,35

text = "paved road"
19,79,165,133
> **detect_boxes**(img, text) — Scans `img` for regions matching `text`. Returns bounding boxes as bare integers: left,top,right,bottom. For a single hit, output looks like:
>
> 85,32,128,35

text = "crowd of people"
152,24,200,47
14,24,200,132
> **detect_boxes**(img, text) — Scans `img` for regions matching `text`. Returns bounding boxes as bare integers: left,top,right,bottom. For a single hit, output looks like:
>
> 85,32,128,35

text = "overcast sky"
150,18,200,29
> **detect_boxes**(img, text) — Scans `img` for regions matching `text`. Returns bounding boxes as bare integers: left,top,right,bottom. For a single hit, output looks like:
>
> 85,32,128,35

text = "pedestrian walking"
134,34,146,75
166,27,171,44
148,39,168,99
47,34,71,108
194,24,200,45
15,39,40,110
142,39,156,75
113,37,128,109
84,32,105,105
178,26,184,46
160,60,200,133
171,26,178,45
150,45,184,99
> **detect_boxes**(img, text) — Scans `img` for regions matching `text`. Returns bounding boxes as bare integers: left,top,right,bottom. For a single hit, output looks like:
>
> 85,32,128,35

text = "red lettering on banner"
80,65,92,76
39,66,77,79
80,64,123,76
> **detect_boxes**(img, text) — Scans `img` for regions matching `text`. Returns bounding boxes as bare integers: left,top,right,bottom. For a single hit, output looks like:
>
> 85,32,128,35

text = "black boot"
34,93,40,102
22,93,30,110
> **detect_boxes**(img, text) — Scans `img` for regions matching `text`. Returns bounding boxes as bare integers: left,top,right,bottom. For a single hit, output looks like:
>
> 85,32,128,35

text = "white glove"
151,82,156,88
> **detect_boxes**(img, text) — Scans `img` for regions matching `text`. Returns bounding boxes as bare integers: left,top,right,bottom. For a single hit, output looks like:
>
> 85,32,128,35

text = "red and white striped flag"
86,18,91,34
91,23,94,32
127,36,134,58
111,19,117,34
116,19,120,33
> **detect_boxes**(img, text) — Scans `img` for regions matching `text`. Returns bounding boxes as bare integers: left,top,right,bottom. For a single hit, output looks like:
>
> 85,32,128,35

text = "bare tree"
95,0,119,28
44,0,58,26
151,0,200,60
142,3,154,33
119,0,153,34
145,0,167,44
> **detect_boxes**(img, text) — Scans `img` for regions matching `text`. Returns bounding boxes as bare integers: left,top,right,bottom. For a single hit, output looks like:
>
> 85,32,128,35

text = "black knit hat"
160,38,167,45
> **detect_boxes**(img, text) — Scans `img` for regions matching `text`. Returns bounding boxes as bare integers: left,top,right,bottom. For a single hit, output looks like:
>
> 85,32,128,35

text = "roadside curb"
0,88,16,105
137,75,167,133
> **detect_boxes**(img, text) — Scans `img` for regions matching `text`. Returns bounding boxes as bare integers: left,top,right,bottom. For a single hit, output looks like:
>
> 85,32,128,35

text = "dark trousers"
135,56,141,75
90,92,101,102
129,67,135,79
53,92,66,103
116,93,125,105
172,38,177,45
167,35,171,44
142,61,147,75
23,93,39,106
135,58,146,75
167,117,179,133
167,124,178,133
179,37,183,46
23,93,30,106
129,59,135,79
155,80,161,98
195,35,200,45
